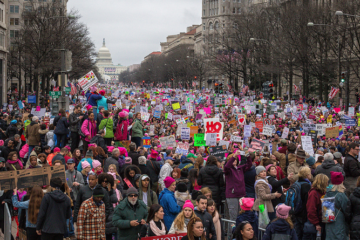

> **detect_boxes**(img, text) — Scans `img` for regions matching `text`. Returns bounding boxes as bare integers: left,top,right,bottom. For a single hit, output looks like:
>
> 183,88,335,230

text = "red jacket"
306,188,323,226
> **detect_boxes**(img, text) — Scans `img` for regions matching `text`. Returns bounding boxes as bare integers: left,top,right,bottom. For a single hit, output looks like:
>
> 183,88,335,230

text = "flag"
70,83,77,95
329,87,340,100
192,82,196,87
242,85,248,94
227,84,232,90
339,125,343,137
294,84,300,92
53,86,59,91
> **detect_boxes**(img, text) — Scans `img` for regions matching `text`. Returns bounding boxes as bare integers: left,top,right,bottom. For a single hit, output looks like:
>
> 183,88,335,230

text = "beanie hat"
50,177,62,189
256,166,266,175
276,204,291,219
92,160,101,169
54,147,61,153
265,164,274,173
183,200,194,210
86,105,92,111
119,112,126,118
330,171,344,185
0,140,3,146
99,90,106,96
90,86,97,92
127,187,139,196
164,176,175,188
239,197,254,211
333,152,342,159
125,157,132,164
119,147,127,156
177,182,188,193
129,112,133,118
85,150,93,157
93,185,104,197
306,156,315,166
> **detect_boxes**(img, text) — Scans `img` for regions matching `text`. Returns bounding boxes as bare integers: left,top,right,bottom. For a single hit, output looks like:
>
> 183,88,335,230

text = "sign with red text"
204,118,224,141
141,233,187,240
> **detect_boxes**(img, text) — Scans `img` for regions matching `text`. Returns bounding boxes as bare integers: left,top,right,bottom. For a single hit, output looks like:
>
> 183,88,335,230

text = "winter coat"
197,165,225,205
287,160,309,183
65,169,85,200
293,177,311,222
128,151,140,166
168,220,187,234
81,119,97,142
314,159,345,181
39,129,48,149
131,119,143,138
344,154,360,178
25,121,40,146
54,116,69,135
267,175,289,208
51,153,66,166
244,165,256,198
5,160,22,171
262,218,298,240
146,159,161,184
138,174,158,209
235,211,258,239
112,198,148,240
99,117,114,138
90,134,107,153
6,124,18,138
159,162,173,191
88,93,102,107
69,112,82,133
272,141,296,174
0,190,13,221
104,155,120,174
324,188,349,240
194,208,217,240
345,187,360,239
174,191,191,207
115,120,128,141
36,190,72,234
178,158,194,170
159,188,181,230
224,155,252,198
306,188,324,226
97,96,110,112
253,177,277,213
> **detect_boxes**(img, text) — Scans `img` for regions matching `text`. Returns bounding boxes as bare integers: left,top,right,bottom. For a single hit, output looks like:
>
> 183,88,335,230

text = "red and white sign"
77,70,99,91
294,84,300,92
329,87,339,100
204,118,224,141
238,114,246,125
264,118,271,125
141,233,187,240
255,121,264,133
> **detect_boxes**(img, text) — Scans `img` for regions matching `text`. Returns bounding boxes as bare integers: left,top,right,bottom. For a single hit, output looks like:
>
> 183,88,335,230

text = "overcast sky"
67,0,202,67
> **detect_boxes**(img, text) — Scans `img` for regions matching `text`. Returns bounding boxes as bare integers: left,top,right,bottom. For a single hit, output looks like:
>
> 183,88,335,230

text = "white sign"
159,135,177,148
204,118,224,141
302,123,316,132
281,127,289,139
149,125,155,135
244,125,252,137
77,70,99,91
349,107,355,117
262,126,273,137
219,140,230,149
167,112,173,120
230,135,242,142
301,136,314,156
141,112,150,121
206,133,217,146
316,124,327,136
181,127,190,140
31,108,46,118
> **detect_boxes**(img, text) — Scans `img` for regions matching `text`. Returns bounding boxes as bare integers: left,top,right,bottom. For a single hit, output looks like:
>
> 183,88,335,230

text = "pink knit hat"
92,160,101,169
265,164,275,173
239,198,254,211
0,140,4,146
86,105,92,111
81,160,90,169
119,112,126,118
183,200,194,210
164,176,175,188
276,204,291,219
54,147,60,153
99,90,106,96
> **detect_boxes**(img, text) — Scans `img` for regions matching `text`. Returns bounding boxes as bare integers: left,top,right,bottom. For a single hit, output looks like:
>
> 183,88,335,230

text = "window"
203,9,206,15
0,32,4,48
215,22,219,30
223,6,225,12
10,5,19,13
237,0,241,2
39,0,47,2
203,23,206,30
204,0,206,4
209,22,214,30
24,5,32,12
233,7,236,13
10,30,19,38
238,8,241,13
10,18,19,25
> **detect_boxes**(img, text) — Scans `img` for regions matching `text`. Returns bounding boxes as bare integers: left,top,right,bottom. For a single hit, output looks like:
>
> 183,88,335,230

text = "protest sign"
262,126,273,136
238,114,246,125
244,125,252,137
204,118,224,141
345,119,356,127
172,102,180,110
308,130,318,147
206,133,217,146
28,95,36,104
176,124,187,136
281,127,289,139
209,145,228,161
141,233,186,240
349,107,355,117
194,133,206,146
248,139,265,153
301,136,314,156
153,110,161,118
325,126,339,138
230,135,242,143
149,125,155,135
175,142,189,155
77,70,98,91
316,124,327,136
142,137,151,148
219,140,230,150
31,108,46,118
141,112,150,121
159,136,176,148
302,123,316,133
255,121,263,133
167,112,173,120
181,127,190,140
189,126,198,138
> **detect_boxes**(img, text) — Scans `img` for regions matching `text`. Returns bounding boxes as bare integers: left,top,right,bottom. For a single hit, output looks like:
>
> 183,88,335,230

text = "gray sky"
67,0,201,67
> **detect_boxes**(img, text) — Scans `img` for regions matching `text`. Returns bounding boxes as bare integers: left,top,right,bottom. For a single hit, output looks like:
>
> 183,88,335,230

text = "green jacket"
24,120,31,137
131,119,143,138
112,197,148,240
138,174,158,210
99,118,114,138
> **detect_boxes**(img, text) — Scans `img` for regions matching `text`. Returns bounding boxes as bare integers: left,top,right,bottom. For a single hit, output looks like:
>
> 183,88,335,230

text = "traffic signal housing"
341,72,346,83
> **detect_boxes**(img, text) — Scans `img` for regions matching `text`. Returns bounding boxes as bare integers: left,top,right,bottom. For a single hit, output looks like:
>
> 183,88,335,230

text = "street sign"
49,91,61,98
64,87,71,94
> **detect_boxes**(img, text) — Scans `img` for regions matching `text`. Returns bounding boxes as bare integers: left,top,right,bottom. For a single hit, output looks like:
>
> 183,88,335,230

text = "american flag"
294,84,300,92
70,83,77,95
329,86,339,100
242,85,248,94
227,84,232,90
192,82,196,87
53,86,59,91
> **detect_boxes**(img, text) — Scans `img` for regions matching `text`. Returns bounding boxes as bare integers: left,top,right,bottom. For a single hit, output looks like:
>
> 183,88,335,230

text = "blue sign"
345,119,356,126
17,101,23,109
153,110,161,119
28,96,36,104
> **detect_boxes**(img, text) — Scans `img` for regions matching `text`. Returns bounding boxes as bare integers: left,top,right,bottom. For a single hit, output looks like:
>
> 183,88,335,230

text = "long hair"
146,204,164,224
187,217,206,240
312,173,329,194
108,164,120,177
188,168,199,187
194,156,204,171
271,217,294,229
233,221,257,240
207,199,221,218
28,185,44,224
173,207,196,231
206,156,218,166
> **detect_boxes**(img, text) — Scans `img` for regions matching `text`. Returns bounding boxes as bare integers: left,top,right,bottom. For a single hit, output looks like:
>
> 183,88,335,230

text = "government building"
96,39,127,82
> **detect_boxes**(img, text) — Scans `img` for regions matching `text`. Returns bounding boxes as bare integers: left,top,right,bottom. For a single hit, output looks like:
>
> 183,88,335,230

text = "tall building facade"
96,39,127,82
0,0,7,106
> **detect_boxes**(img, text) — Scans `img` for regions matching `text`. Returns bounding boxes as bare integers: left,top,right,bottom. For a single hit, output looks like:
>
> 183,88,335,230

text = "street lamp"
335,11,360,18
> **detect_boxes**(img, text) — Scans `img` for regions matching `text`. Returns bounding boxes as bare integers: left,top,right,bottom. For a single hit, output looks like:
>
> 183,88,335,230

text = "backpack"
284,181,306,214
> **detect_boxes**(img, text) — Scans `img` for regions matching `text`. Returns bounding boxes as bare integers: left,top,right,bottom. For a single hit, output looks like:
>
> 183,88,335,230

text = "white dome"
96,39,113,65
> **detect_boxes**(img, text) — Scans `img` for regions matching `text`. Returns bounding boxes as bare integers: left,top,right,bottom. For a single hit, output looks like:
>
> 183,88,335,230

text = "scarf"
7,159,23,169
213,211,221,240
184,217,190,227
149,220,166,236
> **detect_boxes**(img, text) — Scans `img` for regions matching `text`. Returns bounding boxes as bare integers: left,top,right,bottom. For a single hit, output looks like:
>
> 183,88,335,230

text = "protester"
314,152,345,181
159,176,181,230
287,148,309,183
53,109,69,148
169,200,196,234
81,112,97,154
138,174,158,208
25,116,40,160
181,217,206,240
207,199,223,240
139,204,167,238
194,195,216,240
344,143,360,196
345,176,360,240
233,220,256,240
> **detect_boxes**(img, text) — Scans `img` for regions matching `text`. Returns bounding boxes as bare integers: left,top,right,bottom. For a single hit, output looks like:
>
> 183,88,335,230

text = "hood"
181,158,193,164
204,165,220,175
39,129,49,134
237,211,257,223
158,188,173,202
353,187,360,198
321,159,336,169
30,121,37,126
48,190,68,203
138,174,151,196
270,219,291,232
175,191,190,201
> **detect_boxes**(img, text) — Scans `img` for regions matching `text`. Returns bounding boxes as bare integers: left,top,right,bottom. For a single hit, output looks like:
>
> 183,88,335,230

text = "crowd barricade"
4,203,12,240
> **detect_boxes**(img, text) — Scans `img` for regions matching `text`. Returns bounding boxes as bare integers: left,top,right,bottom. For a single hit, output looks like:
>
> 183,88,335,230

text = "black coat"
146,160,161,184
344,154,360,178
194,209,216,240
0,190,13,221
53,116,69,135
5,125,18,138
36,190,71,234
128,151,140,166
90,135,107,154
293,177,311,222
139,164,151,177
345,187,360,239
267,175,289,208
197,165,225,205
52,153,66,166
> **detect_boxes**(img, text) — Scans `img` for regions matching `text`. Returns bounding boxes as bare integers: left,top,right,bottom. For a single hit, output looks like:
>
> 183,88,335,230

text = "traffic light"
194,76,197,80
269,88,274,99
219,83,223,93
341,72,346,83
269,83,274,88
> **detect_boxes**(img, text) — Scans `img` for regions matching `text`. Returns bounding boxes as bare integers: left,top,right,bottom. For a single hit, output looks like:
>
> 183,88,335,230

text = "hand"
140,219,146,225
209,233,213,239
73,182,79,186
130,220,139,227
234,150,240,156
175,231,180,235
13,188,18,195
316,225,321,232
36,230,41,235
275,192,282,198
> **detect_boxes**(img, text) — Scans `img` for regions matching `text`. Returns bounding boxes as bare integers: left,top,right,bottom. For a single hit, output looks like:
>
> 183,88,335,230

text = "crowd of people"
0,84,360,240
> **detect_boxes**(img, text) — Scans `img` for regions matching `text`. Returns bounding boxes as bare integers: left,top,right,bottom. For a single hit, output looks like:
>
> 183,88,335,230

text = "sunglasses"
128,194,138,198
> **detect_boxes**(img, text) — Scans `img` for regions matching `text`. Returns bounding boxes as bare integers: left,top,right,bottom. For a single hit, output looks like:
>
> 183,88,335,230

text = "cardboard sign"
194,133,206,146
189,126,198,138
281,127,289,139
141,233,186,240
204,118,224,141
206,133,217,146
208,145,228,161
159,135,177,148
248,139,265,153
0,166,65,190
325,126,339,138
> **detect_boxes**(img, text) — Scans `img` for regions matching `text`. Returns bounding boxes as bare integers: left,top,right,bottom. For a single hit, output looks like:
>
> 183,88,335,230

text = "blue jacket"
262,218,298,240
88,93,102,107
77,158,93,171
244,165,256,198
158,188,181,230
97,96,108,113
11,195,35,228
178,158,194,170
235,210,258,238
